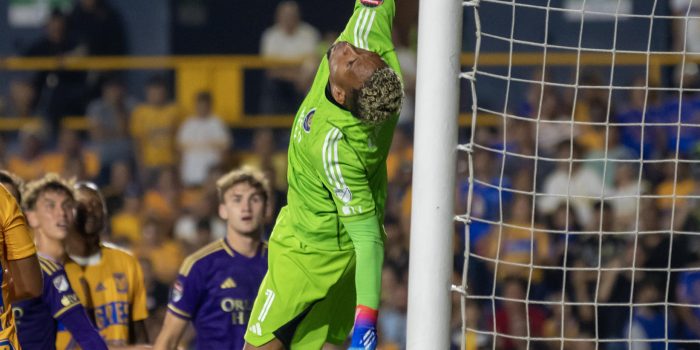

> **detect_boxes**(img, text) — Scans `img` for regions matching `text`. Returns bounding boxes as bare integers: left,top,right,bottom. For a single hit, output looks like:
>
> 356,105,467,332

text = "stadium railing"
0,52,691,131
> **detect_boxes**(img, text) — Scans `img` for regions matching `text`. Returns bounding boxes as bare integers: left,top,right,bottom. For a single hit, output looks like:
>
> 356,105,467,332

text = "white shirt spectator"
177,115,231,186
538,165,605,229
261,22,320,59
671,0,700,52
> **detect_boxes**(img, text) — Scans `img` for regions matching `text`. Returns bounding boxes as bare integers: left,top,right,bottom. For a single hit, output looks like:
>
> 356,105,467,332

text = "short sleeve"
167,269,201,320
317,128,376,222
2,186,37,261
130,258,148,321
42,267,82,319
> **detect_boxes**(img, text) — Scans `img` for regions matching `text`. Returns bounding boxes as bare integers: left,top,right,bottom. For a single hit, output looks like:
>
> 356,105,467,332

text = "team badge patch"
114,273,128,294
172,280,184,302
53,275,69,292
303,109,315,133
335,186,353,204
360,0,383,7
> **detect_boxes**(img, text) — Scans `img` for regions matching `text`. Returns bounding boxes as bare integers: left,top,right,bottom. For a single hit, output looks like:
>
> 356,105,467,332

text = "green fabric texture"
343,216,384,309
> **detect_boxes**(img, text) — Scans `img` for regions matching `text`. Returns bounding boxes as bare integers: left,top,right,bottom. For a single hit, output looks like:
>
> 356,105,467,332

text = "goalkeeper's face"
219,182,266,238
327,41,387,106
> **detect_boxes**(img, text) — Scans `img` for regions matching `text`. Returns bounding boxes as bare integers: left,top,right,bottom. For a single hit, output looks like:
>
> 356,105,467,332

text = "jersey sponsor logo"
113,273,128,294
53,275,69,292
93,301,130,330
171,281,184,303
303,109,315,133
61,294,80,307
220,278,237,289
335,186,353,204
360,0,383,7
220,298,251,325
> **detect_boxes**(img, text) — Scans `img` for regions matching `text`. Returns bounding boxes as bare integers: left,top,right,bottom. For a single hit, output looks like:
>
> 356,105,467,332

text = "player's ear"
218,203,228,220
25,210,39,228
331,84,346,105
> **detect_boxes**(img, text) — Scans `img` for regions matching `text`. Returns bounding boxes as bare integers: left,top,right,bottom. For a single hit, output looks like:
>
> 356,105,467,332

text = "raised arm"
3,186,42,302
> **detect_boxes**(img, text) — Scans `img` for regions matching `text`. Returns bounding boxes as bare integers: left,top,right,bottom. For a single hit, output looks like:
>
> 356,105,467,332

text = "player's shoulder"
101,242,141,267
179,239,228,277
38,255,63,275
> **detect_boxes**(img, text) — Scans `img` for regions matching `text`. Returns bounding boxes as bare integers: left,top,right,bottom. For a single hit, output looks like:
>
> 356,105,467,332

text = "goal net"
456,1,700,349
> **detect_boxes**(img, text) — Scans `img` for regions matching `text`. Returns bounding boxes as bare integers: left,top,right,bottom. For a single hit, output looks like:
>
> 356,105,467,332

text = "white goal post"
407,0,700,349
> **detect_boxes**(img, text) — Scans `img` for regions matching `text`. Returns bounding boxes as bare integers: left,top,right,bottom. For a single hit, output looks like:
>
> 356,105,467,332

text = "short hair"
0,170,24,203
23,173,75,210
147,74,168,88
350,67,403,125
216,167,271,205
196,91,212,104
74,181,108,213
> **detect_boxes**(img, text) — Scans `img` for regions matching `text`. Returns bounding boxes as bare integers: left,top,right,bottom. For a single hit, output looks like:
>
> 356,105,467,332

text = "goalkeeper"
244,0,403,349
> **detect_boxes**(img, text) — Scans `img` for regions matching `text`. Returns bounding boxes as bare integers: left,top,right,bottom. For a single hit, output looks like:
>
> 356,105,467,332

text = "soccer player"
153,167,270,350
0,176,43,348
16,173,109,350
244,0,403,348
57,182,149,347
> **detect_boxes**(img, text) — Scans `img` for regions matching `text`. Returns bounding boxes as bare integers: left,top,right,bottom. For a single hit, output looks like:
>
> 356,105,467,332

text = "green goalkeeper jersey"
276,0,401,251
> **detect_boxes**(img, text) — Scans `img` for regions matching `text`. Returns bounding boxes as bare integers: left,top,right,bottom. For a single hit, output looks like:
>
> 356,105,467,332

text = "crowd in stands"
5,1,700,350
463,67,700,350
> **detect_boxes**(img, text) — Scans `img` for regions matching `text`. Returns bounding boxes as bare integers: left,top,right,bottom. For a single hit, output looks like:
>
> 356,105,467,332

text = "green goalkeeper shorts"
244,227,356,349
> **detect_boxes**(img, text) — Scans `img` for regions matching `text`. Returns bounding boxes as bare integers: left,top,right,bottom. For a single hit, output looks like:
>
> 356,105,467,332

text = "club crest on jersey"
335,186,352,204
53,275,69,292
303,109,315,133
114,273,128,294
360,0,383,7
172,280,184,302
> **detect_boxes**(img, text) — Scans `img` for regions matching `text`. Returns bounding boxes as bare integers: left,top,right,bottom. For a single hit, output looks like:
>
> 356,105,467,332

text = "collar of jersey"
68,251,102,266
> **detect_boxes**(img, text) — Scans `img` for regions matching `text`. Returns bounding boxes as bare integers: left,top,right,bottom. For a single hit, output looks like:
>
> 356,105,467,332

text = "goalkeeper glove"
349,305,378,350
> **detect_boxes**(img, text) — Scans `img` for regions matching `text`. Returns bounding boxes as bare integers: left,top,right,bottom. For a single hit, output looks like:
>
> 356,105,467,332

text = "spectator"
491,277,547,350
655,161,695,219
24,10,87,139
675,261,700,341
42,128,100,180
86,76,137,181
174,193,227,247
483,194,550,284
241,128,288,191
1,78,37,118
259,0,320,113
538,141,605,230
67,0,127,56
610,163,648,231
137,217,184,286
130,75,180,184
614,77,663,160
110,189,143,248
7,124,49,181
176,92,231,187
143,167,182,227
626,278,677,350
102,160,138,215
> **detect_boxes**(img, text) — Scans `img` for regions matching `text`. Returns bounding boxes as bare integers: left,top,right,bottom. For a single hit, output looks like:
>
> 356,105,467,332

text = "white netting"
457,1,700,349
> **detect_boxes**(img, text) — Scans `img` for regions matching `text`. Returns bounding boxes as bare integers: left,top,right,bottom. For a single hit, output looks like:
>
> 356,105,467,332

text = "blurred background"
3,0,700,349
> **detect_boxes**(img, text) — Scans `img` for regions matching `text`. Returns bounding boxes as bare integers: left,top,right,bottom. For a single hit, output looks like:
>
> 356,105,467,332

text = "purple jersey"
168,239,267,350
14,256,84,350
